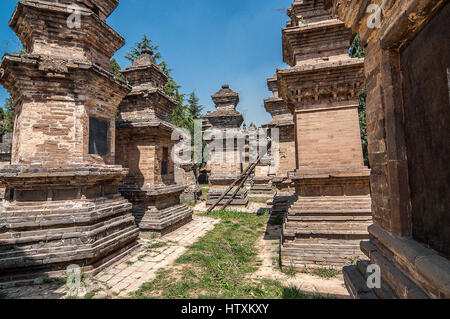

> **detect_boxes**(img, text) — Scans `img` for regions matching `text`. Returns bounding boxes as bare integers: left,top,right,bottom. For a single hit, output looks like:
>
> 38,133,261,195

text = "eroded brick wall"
295,107,364,169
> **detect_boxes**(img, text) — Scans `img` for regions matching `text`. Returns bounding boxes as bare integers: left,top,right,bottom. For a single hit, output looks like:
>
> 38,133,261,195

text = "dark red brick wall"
400,2,450,257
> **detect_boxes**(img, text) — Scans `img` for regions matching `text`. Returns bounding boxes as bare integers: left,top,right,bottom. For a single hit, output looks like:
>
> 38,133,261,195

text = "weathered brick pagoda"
204,85,248,208
0,0,139,284
116,49,193,234
277,0,372,270
263,75,296,215
325,0,450,298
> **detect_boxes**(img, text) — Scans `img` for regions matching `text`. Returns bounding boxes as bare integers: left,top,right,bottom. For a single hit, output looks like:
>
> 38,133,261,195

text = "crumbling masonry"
0,0,139,285
325,0,450,299
277,0,372,270
204,85,249,208
116,49,193,234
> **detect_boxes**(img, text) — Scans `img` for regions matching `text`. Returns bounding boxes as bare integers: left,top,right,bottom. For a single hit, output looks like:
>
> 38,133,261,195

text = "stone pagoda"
263,75,296,215
204,85,248,208
116,49,193,235
276,0,372,270
0,0,139,284
325,0,449,299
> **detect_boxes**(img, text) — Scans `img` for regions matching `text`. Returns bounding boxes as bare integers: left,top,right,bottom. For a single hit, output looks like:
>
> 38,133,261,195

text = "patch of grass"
283,262,297,278
0,292,6,299
84,288,103,299
132,210,324,299
138,254,148,261
201,187,209,196
147,242,167,250
313,267,339,279
126,261,135,266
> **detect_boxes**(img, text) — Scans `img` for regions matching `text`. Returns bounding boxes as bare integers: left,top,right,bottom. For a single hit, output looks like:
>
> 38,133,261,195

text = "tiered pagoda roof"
204,85,244,129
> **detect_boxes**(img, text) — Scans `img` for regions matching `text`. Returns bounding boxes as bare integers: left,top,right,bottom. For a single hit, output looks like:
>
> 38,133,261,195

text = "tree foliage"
187,91,203,120
110,58,127,82
350,34,369,166
358,87,369,167
0,97,15,135
125,35,204,138
350,34,365,58
125,35,162,63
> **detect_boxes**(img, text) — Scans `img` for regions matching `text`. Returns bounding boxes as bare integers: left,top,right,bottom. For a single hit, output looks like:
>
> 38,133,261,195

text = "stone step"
2,196,128,216
360,241,429,299
0,225,139,271
3,194,124,211
285,221,371,230
0,199,132,234
287,214,372,224
343,265,379,299
0,213,137,252
139,204,193,231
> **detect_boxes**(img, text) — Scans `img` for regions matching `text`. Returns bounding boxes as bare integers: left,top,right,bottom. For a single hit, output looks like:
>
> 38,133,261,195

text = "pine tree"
110,58,127,82
187,91,203,120
350,34,365,58
125,35,161,63
124,35,206,141
0,97,15,135
358,87,369,167
349,34,369,166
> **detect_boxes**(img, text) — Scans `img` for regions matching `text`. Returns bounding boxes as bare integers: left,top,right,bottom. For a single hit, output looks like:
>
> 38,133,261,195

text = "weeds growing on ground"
132,210,325,299
313,267,339,279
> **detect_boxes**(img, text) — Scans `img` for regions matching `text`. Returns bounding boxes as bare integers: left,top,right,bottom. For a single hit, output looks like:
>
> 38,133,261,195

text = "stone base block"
180,186,203,204
206,188,249,207
344,224,450,299
0,194,140,284
135,204,193,234
281,195,372,270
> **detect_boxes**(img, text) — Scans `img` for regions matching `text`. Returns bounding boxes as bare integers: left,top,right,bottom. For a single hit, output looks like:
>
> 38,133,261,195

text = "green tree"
110,58,127,82
187,91,203,120
125,35,161,63
125,35,190,128
350,34,369,166
0,97,15,135
350,34,365,58
358,87,369,166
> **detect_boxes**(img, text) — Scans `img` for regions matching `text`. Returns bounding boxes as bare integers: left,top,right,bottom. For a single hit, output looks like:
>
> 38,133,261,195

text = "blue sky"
0,0,293,126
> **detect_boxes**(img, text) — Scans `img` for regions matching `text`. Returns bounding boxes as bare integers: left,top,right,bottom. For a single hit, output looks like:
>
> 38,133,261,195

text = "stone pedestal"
175,164,202,204
0,0,139,284
250,164,273,196
326,0,450,298
277,1,372,270
204,85,248,208
116,50,193,234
